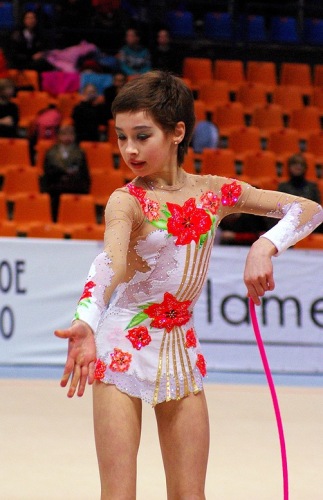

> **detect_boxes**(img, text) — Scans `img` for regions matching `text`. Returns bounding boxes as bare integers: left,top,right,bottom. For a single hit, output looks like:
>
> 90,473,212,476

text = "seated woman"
42,124,91,221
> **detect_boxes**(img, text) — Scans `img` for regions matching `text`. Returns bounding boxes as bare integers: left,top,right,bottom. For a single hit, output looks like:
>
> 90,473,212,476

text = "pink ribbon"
249,298,289,500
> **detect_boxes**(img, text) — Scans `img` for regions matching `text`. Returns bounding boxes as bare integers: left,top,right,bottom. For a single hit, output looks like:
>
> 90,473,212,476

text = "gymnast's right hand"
54,320,96,398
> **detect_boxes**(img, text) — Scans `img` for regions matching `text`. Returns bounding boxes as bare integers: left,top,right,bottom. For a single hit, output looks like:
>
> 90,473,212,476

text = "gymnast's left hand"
244,238,277,306
54,320,96,398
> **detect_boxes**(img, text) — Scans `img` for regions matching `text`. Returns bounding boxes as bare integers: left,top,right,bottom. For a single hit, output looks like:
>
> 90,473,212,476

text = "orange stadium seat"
69,223,105,241
200,148,237,177
0,138,31,166
0,192,8,220
56,92,83,121
227,126,262,162
246,61,277,94
251,103,284,141
80,141,114,172
289,106,321,141
212,102,245,142
26,222,66,239
294,233,323,250
272,85,304,121
2,166,40,200
236,82,268,117
194,99,207,121
198,80,230,112
280,62,313,100
34,139,55,171
14,90,52,129
7,69,39,91
267,128,301,164
12,192,52,233
182,147,197,174
57,194,97,233
182,57,213,88
312,86,323,114
240,150,279,189
307,131,323,165
313,64,323,87
214,59,245,94
90,169,125,207
0,220,17,237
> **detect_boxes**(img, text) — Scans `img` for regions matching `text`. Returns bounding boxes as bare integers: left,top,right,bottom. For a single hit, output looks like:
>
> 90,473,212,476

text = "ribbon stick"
249,298,289,500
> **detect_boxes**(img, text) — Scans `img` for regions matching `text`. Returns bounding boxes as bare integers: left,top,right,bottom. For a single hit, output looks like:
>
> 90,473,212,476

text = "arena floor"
1,370,322,500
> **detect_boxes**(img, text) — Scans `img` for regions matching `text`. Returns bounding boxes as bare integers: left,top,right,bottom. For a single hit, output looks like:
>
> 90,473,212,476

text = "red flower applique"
94,358,107,380
127,183,160,221
109,348,132,372
185,328,197,348
78,280,95,301
196,353,207,377
144,292,192,333
127,183,146,201
142,198,160,221
200,191,220,215
221,181,242,207
166,198,212,245
126,326,152,350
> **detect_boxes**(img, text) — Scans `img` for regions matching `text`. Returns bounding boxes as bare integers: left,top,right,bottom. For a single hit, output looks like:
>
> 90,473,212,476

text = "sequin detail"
126,326,152,350
200,190,220,214
196,353,207,377
94,359,107,380
221,180,242,207
185,328,197,348
109,348,132,372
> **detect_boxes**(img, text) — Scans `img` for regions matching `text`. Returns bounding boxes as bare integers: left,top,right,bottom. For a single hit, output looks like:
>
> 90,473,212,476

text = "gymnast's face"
115,110,181,178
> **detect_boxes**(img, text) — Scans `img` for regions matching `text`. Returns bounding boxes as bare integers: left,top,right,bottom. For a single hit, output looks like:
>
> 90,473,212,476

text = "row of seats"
0,191,105,239
2,130,323,179
183,59,323,90
165,11,323,45
2,187,323,246
1,148,323,203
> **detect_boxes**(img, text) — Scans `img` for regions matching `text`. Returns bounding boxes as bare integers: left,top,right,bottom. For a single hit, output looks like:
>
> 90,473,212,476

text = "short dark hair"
111,71,195,166
288,153,307,170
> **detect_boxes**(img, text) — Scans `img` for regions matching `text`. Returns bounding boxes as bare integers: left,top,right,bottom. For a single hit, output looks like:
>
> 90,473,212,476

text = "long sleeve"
73,189,140,332
222,180,323,254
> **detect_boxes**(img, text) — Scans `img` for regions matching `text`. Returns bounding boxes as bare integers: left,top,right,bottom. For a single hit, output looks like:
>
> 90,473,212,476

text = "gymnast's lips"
129,160,146,169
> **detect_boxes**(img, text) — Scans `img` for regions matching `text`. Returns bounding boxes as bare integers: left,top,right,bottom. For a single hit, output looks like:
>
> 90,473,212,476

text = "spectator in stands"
42,124,91,221
191,120,219,154
99,72,127,123
0,78,19,138
278,153,321,203
10,10,53,71
117,28,151,76
278,153,322,233
151,28,181,74
72,83,102,142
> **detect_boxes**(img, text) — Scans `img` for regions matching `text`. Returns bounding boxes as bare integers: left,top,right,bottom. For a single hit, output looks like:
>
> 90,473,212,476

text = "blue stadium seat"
270,16,300,43
0,2,14,29
204,12,233,41
304,18,323,45
246,15,267,42
165,10,195,38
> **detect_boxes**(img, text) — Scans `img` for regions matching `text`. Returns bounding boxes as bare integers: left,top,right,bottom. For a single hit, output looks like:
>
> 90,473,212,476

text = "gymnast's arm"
218,181,323,305
54,190,139,397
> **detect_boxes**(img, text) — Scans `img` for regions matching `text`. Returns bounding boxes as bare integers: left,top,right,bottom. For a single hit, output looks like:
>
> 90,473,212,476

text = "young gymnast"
55,71,323,499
